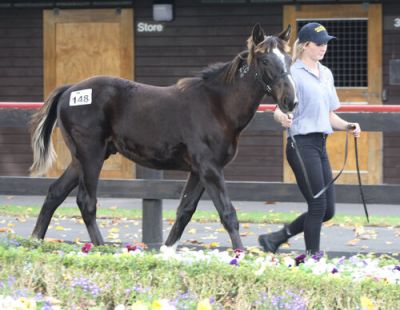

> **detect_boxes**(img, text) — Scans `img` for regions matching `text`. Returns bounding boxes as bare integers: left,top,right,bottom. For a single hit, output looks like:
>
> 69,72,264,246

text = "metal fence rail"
1,176,399,204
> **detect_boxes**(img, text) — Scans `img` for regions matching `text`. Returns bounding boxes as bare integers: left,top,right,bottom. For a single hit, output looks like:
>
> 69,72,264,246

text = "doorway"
283,4,382,184
43,9,134,178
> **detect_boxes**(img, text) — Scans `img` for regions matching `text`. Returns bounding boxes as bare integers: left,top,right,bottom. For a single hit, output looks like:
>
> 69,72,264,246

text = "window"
297,19,368,87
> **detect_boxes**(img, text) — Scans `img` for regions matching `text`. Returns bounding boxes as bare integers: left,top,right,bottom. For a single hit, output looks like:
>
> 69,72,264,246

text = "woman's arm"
274,106,292,128
329,111,361,137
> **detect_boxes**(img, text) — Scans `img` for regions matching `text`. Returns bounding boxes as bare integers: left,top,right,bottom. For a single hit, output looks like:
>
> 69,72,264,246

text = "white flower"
0,295,17,309
60,244,400,285
0,296,38,310
159,245,178,259
152,299,177,310
283,256,295,268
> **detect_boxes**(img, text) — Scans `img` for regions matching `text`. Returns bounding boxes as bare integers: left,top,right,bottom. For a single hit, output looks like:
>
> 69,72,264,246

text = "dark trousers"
286,133,335,251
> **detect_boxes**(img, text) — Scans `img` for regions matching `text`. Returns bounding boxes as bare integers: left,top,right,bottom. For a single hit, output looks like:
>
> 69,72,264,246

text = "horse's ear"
251,23,265,45
277,24,291,42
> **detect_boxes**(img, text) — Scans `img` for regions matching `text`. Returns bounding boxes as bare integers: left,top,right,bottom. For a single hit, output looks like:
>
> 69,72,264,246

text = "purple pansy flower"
295,253,306,266
81,242,93,253
230,258,239,266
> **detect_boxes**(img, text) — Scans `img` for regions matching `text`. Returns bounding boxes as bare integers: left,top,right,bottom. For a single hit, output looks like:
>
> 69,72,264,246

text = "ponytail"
292,39,307,62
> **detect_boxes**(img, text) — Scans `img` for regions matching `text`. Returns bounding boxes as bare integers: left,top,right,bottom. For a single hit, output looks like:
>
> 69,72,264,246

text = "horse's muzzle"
289,100,298,112
283,97,297,112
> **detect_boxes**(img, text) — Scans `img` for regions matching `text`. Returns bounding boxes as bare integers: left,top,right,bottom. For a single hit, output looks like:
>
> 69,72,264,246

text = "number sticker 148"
69,89,92,106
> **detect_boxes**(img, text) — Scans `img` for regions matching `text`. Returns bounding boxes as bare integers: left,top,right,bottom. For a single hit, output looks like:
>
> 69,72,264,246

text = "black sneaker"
258,225,290,253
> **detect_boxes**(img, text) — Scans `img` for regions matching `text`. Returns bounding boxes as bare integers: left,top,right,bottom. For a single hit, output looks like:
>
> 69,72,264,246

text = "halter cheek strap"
255,71,290,96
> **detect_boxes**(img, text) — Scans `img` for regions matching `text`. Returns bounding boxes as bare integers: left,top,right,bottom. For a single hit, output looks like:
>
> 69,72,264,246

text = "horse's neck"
223,73,265,131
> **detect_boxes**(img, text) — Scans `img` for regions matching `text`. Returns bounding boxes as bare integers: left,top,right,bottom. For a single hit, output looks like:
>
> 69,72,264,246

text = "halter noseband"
255,71,290,96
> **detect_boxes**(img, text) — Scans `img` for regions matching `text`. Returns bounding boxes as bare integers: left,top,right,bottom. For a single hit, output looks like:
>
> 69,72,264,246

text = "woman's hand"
347,122,361,138
274,107,292,128
279,113,293,128
329,112,361,138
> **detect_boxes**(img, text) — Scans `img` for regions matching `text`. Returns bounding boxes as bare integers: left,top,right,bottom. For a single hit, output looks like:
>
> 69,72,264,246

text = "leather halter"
255,71,290,96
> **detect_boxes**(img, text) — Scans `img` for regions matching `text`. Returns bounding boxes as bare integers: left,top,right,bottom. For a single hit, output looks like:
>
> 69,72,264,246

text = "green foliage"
0,236,399,309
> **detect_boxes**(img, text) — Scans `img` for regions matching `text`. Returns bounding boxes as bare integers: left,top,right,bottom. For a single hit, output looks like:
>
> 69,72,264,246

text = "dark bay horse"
30,24,297,251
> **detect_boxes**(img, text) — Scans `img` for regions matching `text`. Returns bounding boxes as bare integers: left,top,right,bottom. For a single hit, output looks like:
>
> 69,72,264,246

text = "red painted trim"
335,105,400,112
0,102,43,109
258,104,400,112
258,105,276,112
1,102,400,113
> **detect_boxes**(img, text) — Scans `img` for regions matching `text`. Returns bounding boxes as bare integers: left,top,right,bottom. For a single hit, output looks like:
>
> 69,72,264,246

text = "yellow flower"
151,299,170,309
360,296,374,310
197,298,212,310
152,300,162,310
16,297,37,310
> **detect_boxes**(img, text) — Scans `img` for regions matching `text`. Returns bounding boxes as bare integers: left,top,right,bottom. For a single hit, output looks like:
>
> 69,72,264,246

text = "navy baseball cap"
298,22,336,44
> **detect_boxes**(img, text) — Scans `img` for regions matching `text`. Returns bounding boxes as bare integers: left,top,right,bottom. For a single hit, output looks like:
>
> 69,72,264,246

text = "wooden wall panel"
0,9,42,176
382,2,400,184
134,1,283,181
165,131,283,182
134,2,283,89
2,1,397,183
0,9,43,102
0,128,32,175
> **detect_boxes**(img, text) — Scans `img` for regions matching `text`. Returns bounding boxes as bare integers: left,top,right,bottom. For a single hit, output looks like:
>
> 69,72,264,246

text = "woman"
258,22,361,255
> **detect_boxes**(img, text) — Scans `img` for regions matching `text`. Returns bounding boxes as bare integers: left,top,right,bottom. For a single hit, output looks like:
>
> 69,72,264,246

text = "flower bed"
0,235,399,309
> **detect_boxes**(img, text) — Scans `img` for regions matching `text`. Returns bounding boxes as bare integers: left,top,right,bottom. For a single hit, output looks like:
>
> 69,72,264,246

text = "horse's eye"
262,59,268,65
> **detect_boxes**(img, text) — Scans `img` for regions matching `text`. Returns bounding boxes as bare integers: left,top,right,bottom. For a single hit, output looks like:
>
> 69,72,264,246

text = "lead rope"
288,124,369,222
353,129,370,222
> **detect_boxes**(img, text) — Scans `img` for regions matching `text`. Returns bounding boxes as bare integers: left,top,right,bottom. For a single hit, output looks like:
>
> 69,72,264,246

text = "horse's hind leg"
165,172,204,247
75,148,106,245
32,163,79,239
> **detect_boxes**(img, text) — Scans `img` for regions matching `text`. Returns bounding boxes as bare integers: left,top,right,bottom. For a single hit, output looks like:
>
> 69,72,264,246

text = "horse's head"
247,24,297,113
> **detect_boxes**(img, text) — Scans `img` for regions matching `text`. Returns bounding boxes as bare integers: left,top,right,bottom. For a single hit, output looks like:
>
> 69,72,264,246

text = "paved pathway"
1,195,399,257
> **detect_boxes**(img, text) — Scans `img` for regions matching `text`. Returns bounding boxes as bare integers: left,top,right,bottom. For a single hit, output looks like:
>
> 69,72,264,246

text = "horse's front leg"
165,172,204,248
198,164,244,251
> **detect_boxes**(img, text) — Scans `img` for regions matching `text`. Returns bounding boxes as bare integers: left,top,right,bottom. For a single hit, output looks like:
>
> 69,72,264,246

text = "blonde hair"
292,39,308,62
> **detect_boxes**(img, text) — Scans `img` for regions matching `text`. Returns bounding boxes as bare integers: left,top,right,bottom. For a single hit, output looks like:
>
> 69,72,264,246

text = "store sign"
384,16,400,30
395,18,400,28
137,22,164,33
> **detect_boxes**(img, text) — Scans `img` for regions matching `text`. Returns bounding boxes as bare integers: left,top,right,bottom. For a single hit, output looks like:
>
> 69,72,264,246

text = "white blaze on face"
272,47,287,72
272,47,298,104
288,74,298,104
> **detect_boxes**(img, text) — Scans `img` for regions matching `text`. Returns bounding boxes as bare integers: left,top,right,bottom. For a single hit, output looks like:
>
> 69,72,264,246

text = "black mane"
176,51,248,90
199,62,231,81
